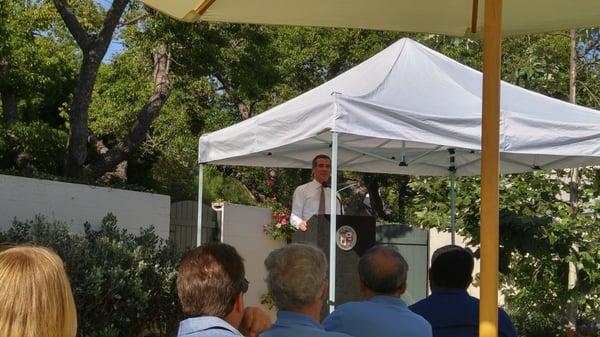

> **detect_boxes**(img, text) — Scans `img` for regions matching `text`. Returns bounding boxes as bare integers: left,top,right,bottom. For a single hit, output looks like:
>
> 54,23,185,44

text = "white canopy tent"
198,38,600,310
199,38,600,173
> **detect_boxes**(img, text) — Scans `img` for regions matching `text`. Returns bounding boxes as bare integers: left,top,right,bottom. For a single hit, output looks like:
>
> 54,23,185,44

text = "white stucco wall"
216,202,285,319
0,174,170,239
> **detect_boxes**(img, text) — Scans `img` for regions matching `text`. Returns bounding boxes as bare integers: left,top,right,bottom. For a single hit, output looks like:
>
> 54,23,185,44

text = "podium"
292,215,376,311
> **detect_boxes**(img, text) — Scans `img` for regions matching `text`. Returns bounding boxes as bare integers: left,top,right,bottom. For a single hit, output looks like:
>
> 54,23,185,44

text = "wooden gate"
376,223,429,304
169,201,217,251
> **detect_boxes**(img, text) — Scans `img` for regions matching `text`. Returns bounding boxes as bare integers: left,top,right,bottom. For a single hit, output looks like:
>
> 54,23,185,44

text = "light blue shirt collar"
178,316,241,336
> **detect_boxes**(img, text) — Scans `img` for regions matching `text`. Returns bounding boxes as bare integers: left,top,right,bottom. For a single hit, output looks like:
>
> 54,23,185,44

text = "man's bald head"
358,245,409,295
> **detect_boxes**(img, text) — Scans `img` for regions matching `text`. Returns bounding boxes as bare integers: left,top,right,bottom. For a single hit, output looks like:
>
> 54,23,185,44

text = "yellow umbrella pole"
480,0,502,337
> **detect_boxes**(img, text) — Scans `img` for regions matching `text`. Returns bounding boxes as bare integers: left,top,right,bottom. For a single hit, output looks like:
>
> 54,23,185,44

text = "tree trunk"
362,174,390,220
90,45,172,179
52,0,130,177
1,90,18,125
64,54,102,176
566,28,579,332
0,58,18,125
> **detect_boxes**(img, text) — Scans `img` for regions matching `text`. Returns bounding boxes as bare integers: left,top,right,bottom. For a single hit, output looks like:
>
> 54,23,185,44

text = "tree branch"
51,0,92,49
362,173,391,221
95,0,130,52
120,13,149,27
90,44,172,179
214,72,253,119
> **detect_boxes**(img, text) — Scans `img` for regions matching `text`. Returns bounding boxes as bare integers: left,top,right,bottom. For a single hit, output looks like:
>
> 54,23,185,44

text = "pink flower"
279,212,285,217
272,211,276,216
276,223,282,228
281,218,288,225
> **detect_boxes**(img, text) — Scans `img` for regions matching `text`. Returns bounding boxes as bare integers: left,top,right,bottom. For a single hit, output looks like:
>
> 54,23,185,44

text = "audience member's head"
265,243,328,311
358,245,409,297
177,243,248,326
0,245,77,337
429,245,474,290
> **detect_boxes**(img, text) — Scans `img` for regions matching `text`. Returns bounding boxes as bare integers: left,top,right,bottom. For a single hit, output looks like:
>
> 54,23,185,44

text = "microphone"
337,182,360,193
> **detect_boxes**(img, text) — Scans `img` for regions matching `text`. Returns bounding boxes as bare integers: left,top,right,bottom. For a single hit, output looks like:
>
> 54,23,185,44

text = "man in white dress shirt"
290,154,342,232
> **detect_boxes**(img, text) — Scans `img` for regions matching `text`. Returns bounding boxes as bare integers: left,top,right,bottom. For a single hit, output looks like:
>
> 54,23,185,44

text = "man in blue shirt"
176,243,272,337
322,245,432,337
409,245,518,337
260,243,351,337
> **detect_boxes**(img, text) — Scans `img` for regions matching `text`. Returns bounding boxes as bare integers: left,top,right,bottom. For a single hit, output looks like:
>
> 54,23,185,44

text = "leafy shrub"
1,121,67,174
0,214,182,337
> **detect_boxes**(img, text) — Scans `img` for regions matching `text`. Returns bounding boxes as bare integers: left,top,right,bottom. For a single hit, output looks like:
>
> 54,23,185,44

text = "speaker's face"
312,158,331,184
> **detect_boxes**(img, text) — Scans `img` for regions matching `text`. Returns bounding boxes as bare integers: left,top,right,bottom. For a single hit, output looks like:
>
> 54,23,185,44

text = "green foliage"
0,121,67,174
407,169,600,337
0,0,79,124
0,214,181,337
202,165,256,205
503,34,571,99
273,27,405,95
90,50,154,140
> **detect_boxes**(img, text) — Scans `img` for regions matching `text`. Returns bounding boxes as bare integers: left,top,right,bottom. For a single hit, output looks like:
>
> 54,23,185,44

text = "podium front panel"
292,215,376,313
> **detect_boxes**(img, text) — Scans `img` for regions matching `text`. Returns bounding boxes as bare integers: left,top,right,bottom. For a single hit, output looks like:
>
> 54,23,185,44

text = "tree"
49,0,173,179
51,0,128,176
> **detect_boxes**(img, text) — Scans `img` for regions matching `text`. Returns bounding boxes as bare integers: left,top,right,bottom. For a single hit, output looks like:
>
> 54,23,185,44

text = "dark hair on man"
312,154,331,168
358,245,408,294
430,245,474,289
177,243,245,318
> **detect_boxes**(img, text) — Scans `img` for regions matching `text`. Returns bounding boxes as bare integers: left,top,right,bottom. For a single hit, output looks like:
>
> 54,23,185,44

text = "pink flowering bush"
263,198,296,242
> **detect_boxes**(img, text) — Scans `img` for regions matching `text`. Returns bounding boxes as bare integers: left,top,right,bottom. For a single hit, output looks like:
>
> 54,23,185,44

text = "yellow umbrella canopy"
141,0,600,36
139,1,600,337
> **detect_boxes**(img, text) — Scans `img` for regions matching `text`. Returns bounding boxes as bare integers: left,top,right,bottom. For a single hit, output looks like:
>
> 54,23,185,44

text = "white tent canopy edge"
198,39,600,174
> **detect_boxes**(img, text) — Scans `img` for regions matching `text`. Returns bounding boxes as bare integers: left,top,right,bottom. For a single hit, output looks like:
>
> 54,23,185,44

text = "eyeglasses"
241,278,249,294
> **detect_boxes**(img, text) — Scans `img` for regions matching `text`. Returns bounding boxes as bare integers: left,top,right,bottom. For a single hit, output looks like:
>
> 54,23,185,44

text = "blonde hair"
0,246,77,337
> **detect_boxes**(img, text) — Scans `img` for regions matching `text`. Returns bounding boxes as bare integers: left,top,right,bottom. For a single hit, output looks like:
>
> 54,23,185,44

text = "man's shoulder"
325,331,354,337
411,292,479,317
335,299,426,320
409,296,432,312
332,300,370,312
326,299,431,337
295,180,316,190
260,324,352,337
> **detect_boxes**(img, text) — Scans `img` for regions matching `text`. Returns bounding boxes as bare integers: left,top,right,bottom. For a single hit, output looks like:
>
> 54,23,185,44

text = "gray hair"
358,245,408,294
264,243,327,310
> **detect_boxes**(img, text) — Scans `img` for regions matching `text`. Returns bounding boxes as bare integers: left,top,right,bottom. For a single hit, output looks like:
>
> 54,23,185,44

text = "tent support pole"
480,0,502,337
450,172,456,245
329,132,339,314
197,164,205,246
